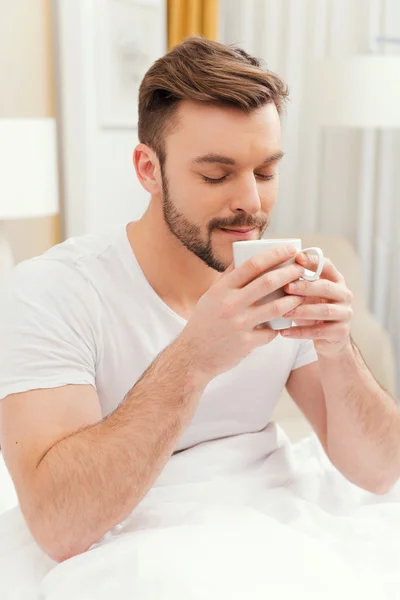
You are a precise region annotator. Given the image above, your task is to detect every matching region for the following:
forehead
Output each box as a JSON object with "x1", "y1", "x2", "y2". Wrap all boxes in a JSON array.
[{"x1": 165, "y1": 100, "x2": 282, "y2": 163}]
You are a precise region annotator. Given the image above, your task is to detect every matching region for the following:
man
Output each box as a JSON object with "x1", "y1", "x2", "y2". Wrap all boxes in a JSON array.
[{"x1": 0, "y1": 37, "x2": 398, "y2": 564}]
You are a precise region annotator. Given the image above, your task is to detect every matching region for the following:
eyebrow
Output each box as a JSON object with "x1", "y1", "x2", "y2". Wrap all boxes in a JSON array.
[{"x1": 191, "y1": 151, "x2": 285, "y2": 166}]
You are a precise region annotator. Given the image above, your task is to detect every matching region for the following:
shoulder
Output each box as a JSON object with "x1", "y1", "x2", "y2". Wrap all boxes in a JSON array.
[
  {"x1": 5, "y1": 225, "x2": 126, "y2": 303},
  {"x1": 1, "y1": 257, "x2": 101, "y2": 341},
  {"x1": 7, "y1": 257, "x2": 93, "y2": 305}
]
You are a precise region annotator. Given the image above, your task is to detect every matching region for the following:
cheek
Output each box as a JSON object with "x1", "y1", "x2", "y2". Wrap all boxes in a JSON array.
[
  {"x1": 260, "y1": 177, "x2": 279, "y2": 210},
  {"x1": 186, "y1": 179, "x2": 227, "y2": 218},
  {"x1": 167, "y1": 175, "x2": 220, "y2": 223}
]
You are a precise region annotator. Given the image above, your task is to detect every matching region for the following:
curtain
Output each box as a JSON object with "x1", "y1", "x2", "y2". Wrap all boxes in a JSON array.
[
  {"x1": 167, "y1": 0, "x2": 218, "y2": 48},
  {"x1": 219, "y1": 0, "x2": 400, "y2": 390}
]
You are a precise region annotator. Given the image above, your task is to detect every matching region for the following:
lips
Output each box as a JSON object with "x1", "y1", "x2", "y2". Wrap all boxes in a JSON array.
[
  {"x1": 220, "y1": 227, "x2": 255, "y2": 233},
  {"x1": 217, "y1": 227, "x2": 258, "y2": 240}
]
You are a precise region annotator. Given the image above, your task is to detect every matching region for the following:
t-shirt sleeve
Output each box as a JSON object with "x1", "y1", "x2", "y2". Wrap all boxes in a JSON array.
[
  {"x1": 0, "y1": 258, "x2": 101, "y2": 401},
  {"x1": 292, "y1": 339, "x2": 318, "y2": 371}
]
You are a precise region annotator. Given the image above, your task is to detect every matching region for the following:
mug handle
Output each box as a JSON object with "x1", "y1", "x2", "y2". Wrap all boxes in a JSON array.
[{"x1": 300, "y1": 247, "x2": 324, "y2": 281}]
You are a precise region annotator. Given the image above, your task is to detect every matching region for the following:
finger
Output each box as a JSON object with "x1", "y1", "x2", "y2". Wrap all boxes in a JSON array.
[
  {"x1": 283, "y1": 279, "x2": 352, "y2": 303},
  {"x1": 279, "y1": 322, "x2": 350, "y2": 341},
  {"x1": 252, "y1": 327, "x2": 279, "y2": 347},
  {"x1": 227, "y1": 244, "x2": 298, "y2": 288},
  {"x1": 243, "y1": 263, "x2": 305, "y2": 306},
  {"x1": 248, "y1": 294, "x2": 305, "y2": 327},
  {"x1": 296, "y1": 254, "x2": 343, "y2": 283},
  {"x1": 283, "y1": 303, "x2": 353, "y2": 322}
]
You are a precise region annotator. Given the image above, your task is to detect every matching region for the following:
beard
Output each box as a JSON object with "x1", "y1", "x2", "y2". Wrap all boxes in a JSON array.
[{"x1": 160, "y1": 164, "x2": 270, "y2": 272}]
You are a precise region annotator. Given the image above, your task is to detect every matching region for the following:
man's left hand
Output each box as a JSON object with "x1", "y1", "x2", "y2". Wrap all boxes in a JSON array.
[{"x1": 279, "y1": 252, "x2": 353, "y2": 357}]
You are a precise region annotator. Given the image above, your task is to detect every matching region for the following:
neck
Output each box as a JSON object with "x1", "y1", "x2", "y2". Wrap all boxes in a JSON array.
[{"x1": 127, "y1": 198, "x2": 222, "y2": 318}]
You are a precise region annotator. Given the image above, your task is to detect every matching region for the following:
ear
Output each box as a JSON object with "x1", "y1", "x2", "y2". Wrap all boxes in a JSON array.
[{"x1": 133, "y1": 144, "x2": 162, "y2": 194}]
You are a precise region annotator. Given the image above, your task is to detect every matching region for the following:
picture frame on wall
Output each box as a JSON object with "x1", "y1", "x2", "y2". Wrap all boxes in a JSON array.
[{"x1": 95, "y1": 0, "x2": 166, "y2": 129}]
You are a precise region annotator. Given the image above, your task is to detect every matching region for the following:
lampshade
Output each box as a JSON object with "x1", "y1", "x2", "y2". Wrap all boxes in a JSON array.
[
  {"x1": 0, "y1": 119, "x2": 59, "y2": 219},
  {"x1": 308, "y1": 56, "x2": 400, "y2": 127}
]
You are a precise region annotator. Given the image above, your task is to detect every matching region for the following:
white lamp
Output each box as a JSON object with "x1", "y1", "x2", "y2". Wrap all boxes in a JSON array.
[
  {"x1": 308, "y1": 56, "x2": 400, "y2": 128},
  {"x1": 0, "y1": 119, "x2": 59, "y2": 277}
]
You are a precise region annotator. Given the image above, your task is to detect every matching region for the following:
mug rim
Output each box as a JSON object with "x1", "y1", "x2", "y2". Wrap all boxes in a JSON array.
[{"x1": 232, "y1": 238, "x2": 301, "y2": 246}]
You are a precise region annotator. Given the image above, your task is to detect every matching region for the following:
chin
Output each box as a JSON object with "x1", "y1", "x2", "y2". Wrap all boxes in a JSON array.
[{"x1": 217, "y1": 249, "x2": 234, "y2": 271}]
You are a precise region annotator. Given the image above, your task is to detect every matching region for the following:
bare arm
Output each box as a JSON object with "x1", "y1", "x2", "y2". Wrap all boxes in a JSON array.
[
  {"x1": 317, "y1": 340, "x2": 400, "y2": 493},
  {"x1": 281, "y1": 252, "x2": 400, "y2": 494},
  {"x1": 1, "y1": 244, "x2": 304, "y2": 563},
  {"x1": 287, "y1": 346, "x2": 400, "y2": 494},
  {"x1": 1, "y1": 337, "x2": 209, "y2": 563}
]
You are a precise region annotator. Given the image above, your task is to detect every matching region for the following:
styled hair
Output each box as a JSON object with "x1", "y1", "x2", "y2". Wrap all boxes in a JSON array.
[{"x1": 138, "y1": 36, "x2": 289, "y2": 161}]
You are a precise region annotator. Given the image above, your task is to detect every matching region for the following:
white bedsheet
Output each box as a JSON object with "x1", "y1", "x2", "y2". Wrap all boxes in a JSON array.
[
  {"x1": 0, "y1": 422, "x2": 399, "y2": 600},
  {"x1": 0, "y1": 453, "x2": 17, "y2": 515}
]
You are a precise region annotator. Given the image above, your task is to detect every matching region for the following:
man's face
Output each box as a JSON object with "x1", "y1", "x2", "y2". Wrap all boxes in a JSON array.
[{"x1": 160, "y1": 100, "x2": 283, "y2": 272}]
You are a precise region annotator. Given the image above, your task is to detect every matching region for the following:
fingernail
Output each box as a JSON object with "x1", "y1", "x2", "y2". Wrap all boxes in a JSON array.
[
  {"x1": 280, "y1": 329, "x2": 291, "y2": 336},
  {"x1": 299, "y1": 252, "x2": 307, "y2": 261},
  {"x1": 285, "y1": 309, "x2": 295, "y2": 316},
  {"x1": 288, "y1": 282, "x2": 297, "y2": 291}
]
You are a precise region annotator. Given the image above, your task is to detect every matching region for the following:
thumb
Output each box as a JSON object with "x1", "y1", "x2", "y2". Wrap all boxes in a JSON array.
[
  {"x1": 220, "y1": 262, "x2": 235, "y2": 278},
  {"x1": 214, "y1": 262, "x2": 235, "y2": 286}
]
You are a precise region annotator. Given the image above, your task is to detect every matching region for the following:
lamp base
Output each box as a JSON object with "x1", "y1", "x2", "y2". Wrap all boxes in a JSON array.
[{"x1": 0, "y1": 224, "x2": 15, "y2": 281}]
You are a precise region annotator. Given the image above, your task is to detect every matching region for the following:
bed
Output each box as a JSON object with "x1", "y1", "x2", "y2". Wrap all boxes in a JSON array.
[
  {"x1": 0, "y1": 452, "x2": 17, "y2": 515},
  {"x1": 0, "y1": 423, "x2": 399, "y2": 600},
  {"x1": 0, "y1": 235, "x2": 398, "y2": 598}
]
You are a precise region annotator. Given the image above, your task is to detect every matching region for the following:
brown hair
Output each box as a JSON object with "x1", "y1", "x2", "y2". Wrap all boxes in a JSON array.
[{"x1": 138, "y1": 36, "x2": 289, "y2": 162}]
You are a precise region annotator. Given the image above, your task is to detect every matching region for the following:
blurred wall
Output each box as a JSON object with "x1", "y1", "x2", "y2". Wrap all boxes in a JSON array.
[
  {"x1": 54, "y1": 1, "x2": 166, "y2": 238},
  {"x1": 0, "y1": 0, "x2": 60, "y2": 263}
]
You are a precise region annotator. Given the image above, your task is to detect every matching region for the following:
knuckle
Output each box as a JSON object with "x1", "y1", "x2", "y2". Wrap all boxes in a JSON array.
[
  {"x1": 294, "y1": 266, "x2": 305, "y2": 280},
  {"x1": 347, "y1": 307, "x2": 354, "y2": 321},
  {"x1": 315, "y1": 325, "x2": 324, "y2": 339},
  {"x1": 260, "y1": 273, "x2": 273, "y2": 292},
  {"x1": 248, "y1": 256, "x2": 263, "y2": 273},
  {"x1": 346, "y1": 289, "x2": 354, "y2": 303},
  {"x1": 272, "y1": 246, "x2": 286, "y2": 261},
  {"x1": 292, "y1": 296, "x2": 304, "y2": 309},
  {"x1": 324, "y1": 280, "x2": 333, "y2": 295},
  {"x1": 292, "y1": 263, "x2": 304, "y2": 275},
  {"x1": 282, "y1": 265, "x2": 301, "y2": 285},
  {"x1": 324, "y1": 304, "x2": 334, "y2": 318},
  {"x1": 269, "y1": 299, "x2": 281, "y2": 318}
]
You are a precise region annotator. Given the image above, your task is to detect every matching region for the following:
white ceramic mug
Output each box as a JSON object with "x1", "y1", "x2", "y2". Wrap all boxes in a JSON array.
[{"x1": 232, "y1": 239, "x2": 324, "y2": 330}]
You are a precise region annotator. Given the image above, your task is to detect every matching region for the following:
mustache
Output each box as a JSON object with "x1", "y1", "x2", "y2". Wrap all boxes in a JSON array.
[{"x1": 209, "y1": 214, "x2": 269, "y2": 231}]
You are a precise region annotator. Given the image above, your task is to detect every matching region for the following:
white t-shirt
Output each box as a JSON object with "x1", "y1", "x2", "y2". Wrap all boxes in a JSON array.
[{"x1": 0, "y1": 225, "x2": 317, "y2": 451}]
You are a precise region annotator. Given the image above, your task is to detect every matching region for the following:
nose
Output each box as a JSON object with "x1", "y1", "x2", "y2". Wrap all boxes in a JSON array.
[{"x1": 229, "y1": 176, "x2": 261, "y2": 215}]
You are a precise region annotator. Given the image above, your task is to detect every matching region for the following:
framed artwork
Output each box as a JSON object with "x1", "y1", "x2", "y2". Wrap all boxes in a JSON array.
[{"x1": 95, "y1": 0, "x2": 166, "y2": 129}]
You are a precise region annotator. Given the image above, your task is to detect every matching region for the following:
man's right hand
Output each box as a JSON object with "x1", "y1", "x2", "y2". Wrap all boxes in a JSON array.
[{"x1": 179, "y1": 245, "x2": 305, "y2": 380}]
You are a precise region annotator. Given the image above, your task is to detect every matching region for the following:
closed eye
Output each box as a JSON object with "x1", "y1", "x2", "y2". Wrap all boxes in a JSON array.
[
  {"x1": 202, "y1": 173, "x2": 275, "y2": 185},
  {"x1": 255, "y1": 173, "x2": 275, "y2": 181},
  {"x1": 202, "y1": 175, "x2": 229, "y2": 184}
]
